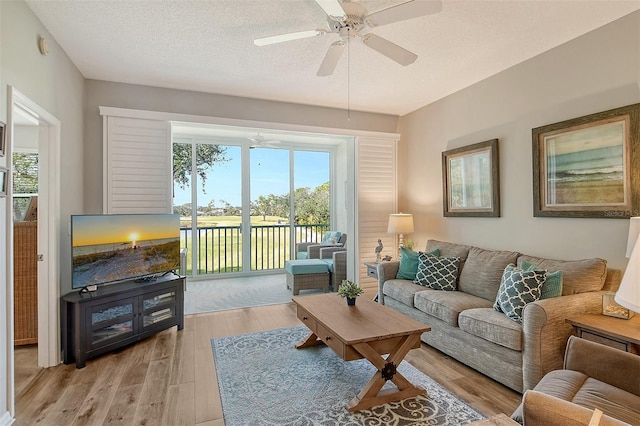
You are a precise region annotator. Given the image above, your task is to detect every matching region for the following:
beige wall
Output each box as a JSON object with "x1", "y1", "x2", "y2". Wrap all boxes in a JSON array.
[
  {"x1": 83, "y1": 80, "x2": 398, "y2": 213},
  {"x1": 397, "y1": 11, "x2": 640, "y2": 271}
]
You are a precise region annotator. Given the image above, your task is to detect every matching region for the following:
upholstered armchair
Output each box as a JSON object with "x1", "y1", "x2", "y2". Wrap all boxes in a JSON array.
[{"x1": 296, "y1": 232, "x2": 347, "y2": 259}]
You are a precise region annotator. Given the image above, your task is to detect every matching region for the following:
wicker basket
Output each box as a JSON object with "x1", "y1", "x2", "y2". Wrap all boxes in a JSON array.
[{"x1": 14, "y1": 221, "x2": 38, "y2": 345}]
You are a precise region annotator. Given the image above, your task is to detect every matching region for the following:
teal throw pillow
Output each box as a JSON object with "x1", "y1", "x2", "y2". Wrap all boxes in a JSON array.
[
  {"x1": 321, "y1": 231, "x2": 341, "y2": 245},
  {"x1": 494, "y1": 264, "x2": 547, "y2": 324},
  {"x1": 413, "y1": 252, "x2": 460, "y2": 291},
  {"x1": 520, "y1": 260, "x2": 563, "y2": 299},
  {"x1": 396, "y1": 247, "x2": 439, "y2": 280}
]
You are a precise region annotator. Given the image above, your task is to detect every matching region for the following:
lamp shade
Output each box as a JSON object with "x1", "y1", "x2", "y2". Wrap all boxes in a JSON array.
[
  {"x1": 387, "y1": 213, "x2": 414, "y2": 234},
  {"x1": 626, "y1": 217, "x2": 640, "y2": 257},
  {"x1": 615, "y1": 217, "x2": 640, "y2": 313}
]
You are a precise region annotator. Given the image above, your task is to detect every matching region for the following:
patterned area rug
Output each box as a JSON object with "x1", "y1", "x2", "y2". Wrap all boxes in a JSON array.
[{"x1": 211, "y1": 326, "x2": 485, "y2": 425}]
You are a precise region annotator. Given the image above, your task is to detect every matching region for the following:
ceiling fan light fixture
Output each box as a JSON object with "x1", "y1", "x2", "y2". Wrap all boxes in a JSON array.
[{"x1": 254, "y1": 29, "x2": 324, "y2": 46}]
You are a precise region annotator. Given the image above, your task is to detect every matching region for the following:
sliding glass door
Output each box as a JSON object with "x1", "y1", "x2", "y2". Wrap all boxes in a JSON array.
[{"x1": 174, "y1": 138, "x2": 332, "y2": 277}]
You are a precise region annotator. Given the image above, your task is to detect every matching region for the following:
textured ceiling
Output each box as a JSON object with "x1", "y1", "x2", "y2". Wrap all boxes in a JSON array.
[{"x1": 25, "y1": 0, "x2": 640, "y2": 116}]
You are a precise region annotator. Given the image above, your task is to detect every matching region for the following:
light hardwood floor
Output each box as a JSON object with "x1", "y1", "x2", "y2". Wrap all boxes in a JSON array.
[{"x1": 14, "y1": 302, "x2": 522, "y2": 425}]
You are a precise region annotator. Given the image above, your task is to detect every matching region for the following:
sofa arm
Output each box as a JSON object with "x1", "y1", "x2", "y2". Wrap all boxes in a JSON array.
[
  {"x1": 517, "y1": 390, "x2": 629, "y2": 426},
  {"x1": 564, "y1": 335, "x2": 640, "y2": 396},
  {"x1": 522, "y1": 291, "x2": 604, "y2": 391},
  {"x1": 375, "y1": 261, "x2": 400, "y2": 304}
]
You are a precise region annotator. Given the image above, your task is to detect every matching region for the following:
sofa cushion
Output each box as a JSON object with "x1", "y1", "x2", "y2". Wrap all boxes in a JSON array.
[
  {"x1": 517, "y1": 255, "x2": 607, "y2": 295},
  {"x1": 425, "y1": 240, "x2": 472, "y2": 265},
  {"x1": 413, "y1": 253, "x2": 460, "y2": 290},
  {"x1": 494, "y1": 264, "x2": 546, "y2": 324},
  {"x1": 516, "y1": 390, "x2": 631, "y2": 426},
  {"x1": 414, "y1": 289, "x2": 493, "y2": 327},
  {"x1": 321, "y1": 259, "x2": 334, "y2": 272},
  {"x1": 382, "y1": 279, "x2": 425, "y2": 307},
  {"x1": 396, "y1": 247, "x2": 440, "y2": 280},
  {"x1": 285, "y1": 259, "x2": 330, "y2": 275},
  {"x1": 459, "y1": 308, "x2": 523, "y2": 351},
  {"x1": 458, "y1": 247, "x2": 520, "y2": 301},
  {"x1": 521, "y1": 259, "x2": 563, "y2": 299},
  {"x1": 526, "y1": 370, "x2": 640, "y2": 425}
]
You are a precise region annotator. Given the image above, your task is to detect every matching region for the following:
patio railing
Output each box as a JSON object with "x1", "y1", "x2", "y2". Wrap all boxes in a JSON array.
[{"x1": 180, "y1": 223, "x2": 329, "y2": 275}]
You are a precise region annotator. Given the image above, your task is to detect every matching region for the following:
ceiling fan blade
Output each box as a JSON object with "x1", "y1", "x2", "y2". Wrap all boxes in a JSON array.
[
  {"x1": 317, "y1": 41, "x2": 345, "y2": 76},
  {"x1": 314, "y1": 0, "x2": 346, "y2": 20},
  {"x1": 362, "y1": 34, "x2": 417, "y2": 66},
  {"x1": 254, "y1": 29, "x2": 323, "y2": 46},
  {"x1": 366, "y1": 0, "x2": 442, "y2": 27}
]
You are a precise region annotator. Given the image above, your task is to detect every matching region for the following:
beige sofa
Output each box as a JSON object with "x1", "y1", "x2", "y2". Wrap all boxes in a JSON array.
[
  {"x1": 512, "y1": 336, "x2": 640, "y2": 425},
  {"x1": 377, "y1": 240, "x2": 621, "y2": 393}
]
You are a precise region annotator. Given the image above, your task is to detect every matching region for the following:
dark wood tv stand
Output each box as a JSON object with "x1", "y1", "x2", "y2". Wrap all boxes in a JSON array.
[{"x1": 62, "y1": 274, "x2": 185, "y2": 368}]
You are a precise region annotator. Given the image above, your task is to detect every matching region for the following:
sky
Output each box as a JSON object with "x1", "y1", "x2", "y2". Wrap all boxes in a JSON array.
[{"x1": 173, "y1": 147, "x2": 330, "y2": 208}]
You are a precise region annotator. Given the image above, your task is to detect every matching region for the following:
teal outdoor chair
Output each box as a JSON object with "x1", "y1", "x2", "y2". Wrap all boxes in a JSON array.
[{"x1": 296, "y1": 232, "x2": 347, "y2": 259}]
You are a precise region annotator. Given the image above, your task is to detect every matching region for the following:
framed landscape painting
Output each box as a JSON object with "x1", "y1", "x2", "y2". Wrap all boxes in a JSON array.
[
  {"x1": 532, "y1": 103, "x2": 639, "y2": 218},
  {"x1": 442, "y1": 139, "x2": 500, "y2": 217}
]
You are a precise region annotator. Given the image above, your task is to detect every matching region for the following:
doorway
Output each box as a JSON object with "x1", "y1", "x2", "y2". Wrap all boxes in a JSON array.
[
  {"x1": 6, "y1": 87, "x2": 61, "y2": 418},
  {"x1": 11, "y1": 105, "x2": 40, "y2": 397}
]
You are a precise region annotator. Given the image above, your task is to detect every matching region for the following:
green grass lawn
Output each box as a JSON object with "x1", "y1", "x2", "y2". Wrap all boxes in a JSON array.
[{"x1": 180, "y1": 216, "x2": 327, "y2": 275}]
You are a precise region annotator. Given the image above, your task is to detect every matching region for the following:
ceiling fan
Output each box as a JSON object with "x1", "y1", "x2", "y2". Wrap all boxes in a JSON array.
[
  {"x1": 254, "y1": 0, "x2": 442, "y2": 76},
  {"x1": 248, "y1": 133, "x2": 282, "y2": 148}
]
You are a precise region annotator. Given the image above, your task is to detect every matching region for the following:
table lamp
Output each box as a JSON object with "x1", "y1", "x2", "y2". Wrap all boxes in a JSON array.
[
  {"x1": 615, "y1": 217, "x2": 640, "y2": 314},
  {"x1": 387, "y1": 213, "x2": 414, "y2": 258}
]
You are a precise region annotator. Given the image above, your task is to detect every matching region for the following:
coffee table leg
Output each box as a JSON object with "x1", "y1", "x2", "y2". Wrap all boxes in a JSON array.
[
  {"x1": 295, "y1": 331, "x2": 324, "y2": 349},
  {"x1": 347, "y1": 334, "x2": 425, "y2": 412}
]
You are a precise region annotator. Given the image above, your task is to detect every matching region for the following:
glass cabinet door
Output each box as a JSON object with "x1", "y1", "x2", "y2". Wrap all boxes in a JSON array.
[
  {"x1": 90, "y1": 300, "x2": 135, "y2": 346},
  {"x1": 142, "y1": 290, "x2": 177, "y2": 327}
]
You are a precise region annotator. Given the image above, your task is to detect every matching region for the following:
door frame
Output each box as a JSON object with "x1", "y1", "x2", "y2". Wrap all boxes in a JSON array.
[{"x1": 6, "y1": 87, "x2": 61, "y2": 415}]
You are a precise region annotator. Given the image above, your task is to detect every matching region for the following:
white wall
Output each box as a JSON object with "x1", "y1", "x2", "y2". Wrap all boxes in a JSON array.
[
  {"x1": 1, "y1": 0, "x2": 85, "y2": 294},
  {"x1": 1, "y1": 0, "x2": 85, "y2": 420},
  {"x1": 397, "y1": 11, "x2": 640, "y2": 272}
]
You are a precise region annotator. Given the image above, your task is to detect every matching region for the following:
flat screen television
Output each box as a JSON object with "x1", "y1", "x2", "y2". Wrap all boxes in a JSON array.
[{"x1": 71, "y1": 213, "x2": 181, "y2": 289}]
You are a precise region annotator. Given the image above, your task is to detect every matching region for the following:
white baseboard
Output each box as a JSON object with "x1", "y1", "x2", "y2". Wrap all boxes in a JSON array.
[{"x1": 0, "y1": 411, "x2": 14, "y2": 425}]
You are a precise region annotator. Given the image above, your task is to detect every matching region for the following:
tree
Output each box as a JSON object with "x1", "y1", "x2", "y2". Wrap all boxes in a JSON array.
[
  {"x1": 13, "y1": 153, "x2": 39, "y2": 194},
  {"x1": 173, "y1": 203, "x2": 192, "y2": 217},
  {"x1": 294, "y1": 182, "x2": 329, "y2": 224},
  {"x1": 220, "y1": 200, "x2": 241, "y2": 216},
  {"x1": 12, "y1": 153, "x2": 39, "y2": 220},
  {"x1": 252, "y1": 194, "x2": 279, "y2": 221},
  {"x1": 173, "y1": 143, "x2": 229, "y2": 192}
]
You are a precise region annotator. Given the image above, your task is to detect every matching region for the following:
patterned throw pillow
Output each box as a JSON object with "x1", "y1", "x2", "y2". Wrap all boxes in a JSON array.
[
  {"x1": 494, "y1": 264, "x2": 547, "y2": 324},
  {"x1": 321, "y1": 231, "x2": 341, "y2": 245},
  {"x1": 413, "y1": 252, "x2": 460, "y2": 291},
  {"x1": 396, "y1": 247, "x2": 440, "y2": 280},
  {"x1": 520, "y1": 260, "x2": 563, "y2": 299}
]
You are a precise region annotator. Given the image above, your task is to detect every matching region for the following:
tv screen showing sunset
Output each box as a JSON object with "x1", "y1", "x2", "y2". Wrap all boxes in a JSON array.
[{"x1": 72, "y1": 214, "x2": 181, "y2": 288}]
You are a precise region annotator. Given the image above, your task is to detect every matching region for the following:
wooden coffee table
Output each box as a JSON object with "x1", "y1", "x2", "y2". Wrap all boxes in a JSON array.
[{"x1": 292, "y1": 293, "x2": 431, "y2": 412}]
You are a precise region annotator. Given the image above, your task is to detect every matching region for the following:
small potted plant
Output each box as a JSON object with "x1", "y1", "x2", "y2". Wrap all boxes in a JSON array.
[{"x1": 338, "y1": 279, "x2": 364, "y2": 306}]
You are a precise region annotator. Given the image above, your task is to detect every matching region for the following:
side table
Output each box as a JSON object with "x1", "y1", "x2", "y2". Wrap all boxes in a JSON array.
[
  {"x1": 566, "y1": 314, "x2": 640, "y2": 355},
  {"x1": 364, "y1": 262, "x2": 379, "y2": 280}
]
